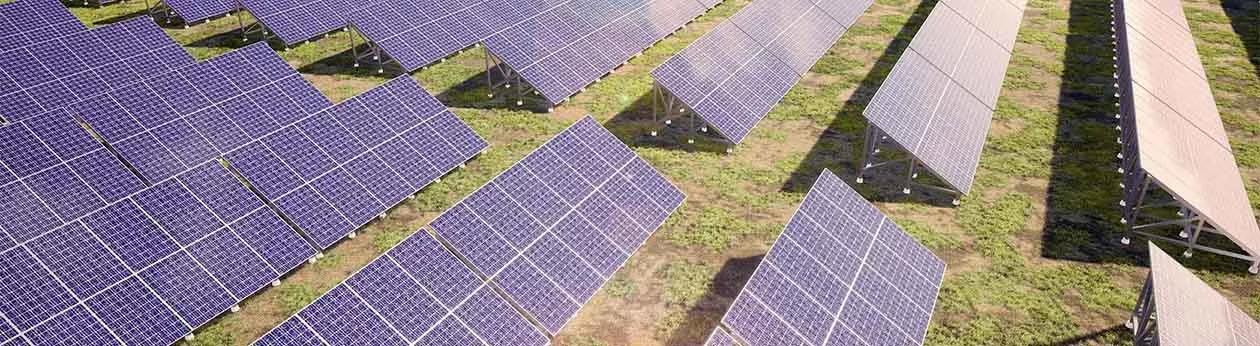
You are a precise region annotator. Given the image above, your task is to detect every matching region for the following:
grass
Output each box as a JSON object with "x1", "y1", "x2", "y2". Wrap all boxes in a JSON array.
[{"x1": 56, "y1": 0, "x2": 1260, "y2": 345}]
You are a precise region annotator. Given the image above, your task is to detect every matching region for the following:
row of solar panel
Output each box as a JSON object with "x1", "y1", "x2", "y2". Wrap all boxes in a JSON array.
[
  {"x1": 0, "y1": 160, "x2": 315, "y2": 346},
  {"x1": 860, "y1": 0, "x2": 1026, "y2": 195},
  {"x1": 1114, "y1": 0, "x2": 1260, "y2": 260},
  {"x1": 228, "y1": 77, "x2": 488, "y2": 249},
  {"x1": 651, "y1": 0, "x2": 874, "y2": 144},
  {"x1": 0, "y1": 0, "x2": 84, "y2": 52},
  {"x1": 706, "y1": 170, "x2": 945, "y2": 346},
  {"x1": 0, "y1": 16, "x2": 191, "y2": 123},
  {"x1": 0, "y1": 43, "x2": 296, "y2": 247},
  {"x1": 487, "y1": 0, "x2": 713, "y2": 105},
  {"x1": 259, "y1": 116, "x2": 686, "y2": 344}
]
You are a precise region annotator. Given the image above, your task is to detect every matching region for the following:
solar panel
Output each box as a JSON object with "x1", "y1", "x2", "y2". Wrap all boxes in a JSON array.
[
  {"x1": 346, "y1": 0, "x2": 501, "y2": 71},
  {"x1": 257, "y1": 232, "x2": 548, "y2": 345},
  {"x1": 0, "y1": 109, "x2": 145, "y2": 245},
  {"x1": 651, "y1": 0, "x2": 873, "y2": 145},
  {"x1": 155, "y1": 0, "x2": 236, "y2": 25},
  {"x1": 226, "y1": 76, "x2": 486, "y2": 250},
  {"x1": 705, "y1": 327, "x2": 738, "y2": 346},
  {"x1": 429, "y1": 115, "x2": 683, "y2": 334},
  {"x1": 859, "y1": 0, "x2": 1025, "y2": 195},
  {"x1": 0, "y1": 0, "x2": 86, "y2": 52},
  {"x1": 1141, "y1": 243, "x2": 1260, "y2": 345},
  {"x1": 0, "y1": 160, "x2": 316, "y2": 346},
  {"x1": 482, "y1": 0, "x2": 711, "y2": 105},
  {"x1": 1115, "y1": 0, "x2": 1260, "y2": 269},
  {"x1": 712, "y1": 169, "x2": 944, "y2": 346},
  {"x1": 0, "y1": 16, "x2": 193, "y2": 123},
  {"x1": 239, "y1": 0, "x2": 368, "y2": 46},
  {"x1": 63, "y1": 43, "x2": 325, "y2": 184}
]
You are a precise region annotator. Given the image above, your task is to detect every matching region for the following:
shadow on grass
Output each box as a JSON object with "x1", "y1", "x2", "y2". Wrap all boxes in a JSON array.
[
  {"x1": 780, "y1": 0, "x2": 942, "y2": 206},
  {"x1": 1039, "y1": 0, "x2": 1138, "y2": 264},
  {"x1": 1029, "y1": 324, "x2": 1129, "y2": 346},
  {"x1": 600, "y1": 89, "x2": 734, "y2": 154},
  {"x1": 1222, "y1": 0, "x2": 1260, "y2": 77},
  {"x1": 662, "y1": 255, "x2": 762, "y2": 346},
  {"x1": 87, "y1": 8, "x2": 149, "y2": 26}
]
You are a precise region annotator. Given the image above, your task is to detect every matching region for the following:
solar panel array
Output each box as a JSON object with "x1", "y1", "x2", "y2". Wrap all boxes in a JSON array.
[
  {"x1": 709, "y1": 169, "x2": 944, "y2": 346},
  {"x1": 1, "y1": 16, "x2": 194, "y2": 123},
  {"x1": 227, "y1": 76, "x2": 487, "y2": 249},
  {"x1": 0, "y1": 160, "x2": 317, "y2": 346},
  {"x1": 241, "y1": 0, "x2": 367, "y2": 46},
  {"x1": 348, "y1": 0, "x2": 504, "y2": 71},
  {"x1": 483, "y1": 0, "x2": 715, "y2": 105},
  {"x1": 259, "y1": 115, "x2": 684, "y2": 344},
  {"x1": 432, "y1": 115, "x2": 684, "y2": 333},
  {"x1": 650, "y1": 0, "x2": 872, "y2": 145},
  {"x1": 861, "y1": 0, "x2": 1026, "y2": 194},
  {"x1": 0, "y1": 0, "x2": 85, "y2": 52},
  {"x1": 159, "y1": 0, "x2": 235, "y2": 25},
  {"x1": 1146, "y1": 243, "x2": 1260, "y2": 345},
  {"x1": 1115, "y1": 0, "x2": 1260, "y2": 257},
  {"x1": 67, "y1": 42, "x2": 329, "y2": 184}
]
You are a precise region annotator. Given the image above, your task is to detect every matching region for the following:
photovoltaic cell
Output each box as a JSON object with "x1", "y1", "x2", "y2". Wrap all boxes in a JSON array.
[
  {"x1": 485, "y1": 0, "x2": 713, "y2": 105},
  {"x1": 240, "y1": 0, "x2": 369, "y2": 46},
  {"x1": 186, "y1": 228, "x2": 278, "y2": 298},
  {"x1": 228, "y1": 76, "x2": 485, "y2": 251},
  {"x1": 257, "y1": 234, "x2": 546, "y2": 346},
  {"x1": 22, "y1": 306, "x2": 118, "y2": 346},
  {"x1": 25, "y1": 223, "x2": 130, "y2": 298},
  {"x1": 713, "y1": 169, "x2": 944, "y2": 346},
  {"x1": 1147, "y1": 243, "x2": 1260, "y2": 346},
  {"x1": 431, "y1": 115, "x2": 684, "y2": 335},
  {"x1": 0, "y1": 247, "x2": 77, "y2": 330},
  {"x1": 0, "y1": 0, "x2": 85, "y2": 51},
  {"x1": 347, "y1": 0, "x2": 498, "y2": 71},
  {"x1": 139, "y1": 251, "x2": 236, "y2": 328},
  {"x1": 71, "y1": 43, "x2": 329, "y2": 183},
  {"x1": 160, "y1": 0, "x2": 236, "y2": 25},
  {"x1": 860, "y1": 0, "x2": 1025, "y2": 194},
  {"x1": 85, "y1": 277, "x2": 189, "y2": 346},
  {"x1": 652, "y1": 0, "x2": 872, "y2": 144},
  {"x1": 0, "y1": 17, "x2": 192, "y2": 123}
]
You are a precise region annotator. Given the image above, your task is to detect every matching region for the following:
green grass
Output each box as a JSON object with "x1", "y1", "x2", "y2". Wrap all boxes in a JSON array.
[{"x1": 60, "y1": 0, "x2": 1260, "y2": 345}]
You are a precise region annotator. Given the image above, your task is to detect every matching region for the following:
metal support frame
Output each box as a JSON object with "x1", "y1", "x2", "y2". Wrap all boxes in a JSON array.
[
  {"x1": 856, "y1": 124, "x2": 962, "y2": 205},
  {"x1": 1120, "y1": 170, "x2": 1260, "y2": 274},
  {"x1": 649, "y1": 82, "x2": 734, "y2": 153},
  {"x1": 483, "y1": 47, "x2": 542, "y2": 110},
  {"x1": 350, "y1": 30, "x2": 390, "y2": 74},
  {"x1": 1127, "y1": 275, "x2": 1158, "y2": 345}
]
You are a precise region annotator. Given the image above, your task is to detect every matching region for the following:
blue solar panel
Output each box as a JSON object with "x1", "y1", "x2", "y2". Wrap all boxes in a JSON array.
[
  {"x1": 228, "y1": 207, "x2": 316, "y2": 273},
  {"x1": 714, "y1": 169, "x2": 945, "y2": 346},
  {"x1": 345, "y1": 259, "x2": 445, "y2": 342},
  {"x1": 0, "y1": 182, "x2": 60, "y2": 243},
  {"x1": 0, "y1": 0, "x2": 86, "y2": 50},
  {"x1": 386, "y1": 234, "x2": 481, "y2": 309},
  {"x1": 83, "y1": 200, "x2": 180, "y2": 270},
  {"x1": 22, "y1": 305, "x2": 117, "y2": 346},
  {"x1": 178, "y1": 162, "x2": 264, "y2": 222},
  {"x1": 275, "y1": 186, "x2": 354, "y2": 249},
  {"x1": 160, "y1": 0, "x2": 236, "y2": 24},
  {"x1": 483, "y1": 0, "x2": 711, "y2": 105},
  {"x1": 429, "y1": 116, "x2": 683, "y2": 335},
  {"x1": 67, "y1": 150, "x2": 145, "y2": 203},
  {"x1": 139, "y1": 251, "x2": 236, "y2": 327},
  {"x1": 0, "y1": 17, "x2": 191, "y2": 123},
  {"x1": 0, "y1": 247, "x2": 77, "y2": 330},
  {"x1": 348, "y1": 0, "x2": 495, "y2": 71},
  {"x1": 70, "y1": 43, "x2": 328, "y2": 183},
  {"x1": 652, "y1": 0, "x2": 871, "y2": 145},
  {"x1": 313, "y1": 168, "x2": 383, "y2": 227},
  {"x1": 86, "y1": 277, "x2": 189, "y2": 346},
  {"x1": 418, "y1": 317, "x2": 481, "y2": 345},
  {"x1": 255, "y1": 318, "x2": 322, "y2": 346},
  {"x1": 456, "y1": 286, "x2": 549, "y2": 345},
  {"x1": 25, "y1": 223, "x2": 130, "y2": 298},
  {"x1": 228, "y1": 76, "x2": 483, "y2": 250},
  {"x1": 705, "y1": 328, "x2": 737, "y2": 346},
  {"x1": 134, "y1": 179, "x2": 223, "y2": 246},
  {"x1": 187, "y1": 227, "x2": 279, "y2": 298},
  {"x1": 25, "y1": 164, "x2": 105, "y2": 221},
  {"x1": 240, "y1": 0, "x2": 366, "y2": 45},
  {"x1": 298, "y1": 286, "x2": 407, "y2": 345}
]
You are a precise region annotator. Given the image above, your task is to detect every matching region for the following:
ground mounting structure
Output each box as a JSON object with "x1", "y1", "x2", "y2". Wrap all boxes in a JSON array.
[
  {"x1": 1, "y1": 31, "x2": 488, "y2": 344},
  {"x1": 256, "y1": 116, "x2": 685, "y2": 344},
  {"x1": 858, "y1": 0, "x2": 1027, "y2": 203},
  {"x1": 1128, "y1": 243, "x2": 1260, "y2": 345},
  {"x1": 1113, "y1": 0, "x2": 1260, "y2": 272},
  {"x1": 704, "y1": 169, "x2": 945, "y2": 346},
  {"x1": 650, "y1": 0, "x2": 873, "y2": 149}
]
